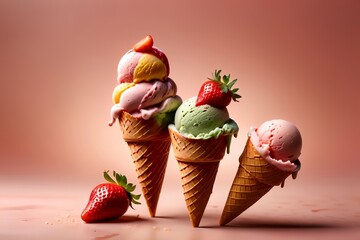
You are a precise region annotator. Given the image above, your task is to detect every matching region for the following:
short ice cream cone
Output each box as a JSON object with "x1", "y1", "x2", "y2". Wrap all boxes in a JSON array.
[
  {"x1": 118, "y1": 111, "x2": 172, "y2": 217},
  {"x1": 169, "y1": 127, "x2": 227, "y2": 227},
  {"x1": 220, "y1": 138, "x2": 299, "y2": 226}
]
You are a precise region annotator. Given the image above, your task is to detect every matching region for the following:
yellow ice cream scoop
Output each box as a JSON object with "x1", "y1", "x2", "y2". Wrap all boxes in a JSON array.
[{"x1": 133, "y1": 54, "x2": 168, "y2": 84}]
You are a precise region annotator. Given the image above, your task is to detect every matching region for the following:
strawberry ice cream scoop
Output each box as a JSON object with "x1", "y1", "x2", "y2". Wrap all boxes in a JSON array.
[
  {"x1": 249, "y1": 119, "x2": 302, "y2": 172},
  {"x1": 108, "y1": 78, "x2": 182, "y2": 126},
  {"x1": 257, "y1": 119, "x2": 302, "y2": 161}
]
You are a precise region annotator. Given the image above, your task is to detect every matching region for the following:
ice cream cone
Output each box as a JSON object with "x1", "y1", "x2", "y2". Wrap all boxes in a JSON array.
[
  {"x1": 168, "y1": 127, "x2": 227, "y2": 227},
  {"x1": 219, "y1": 138, "x2": 298, "y2": 225},
  {"x1": 118, "y1": 111, "x2": 171, "y2": 217}
]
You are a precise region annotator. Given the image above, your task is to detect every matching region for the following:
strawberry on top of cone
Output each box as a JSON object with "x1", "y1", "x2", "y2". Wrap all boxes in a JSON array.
[{"x1": 196, "y1": 69, "x2": 241, "y2": 108}]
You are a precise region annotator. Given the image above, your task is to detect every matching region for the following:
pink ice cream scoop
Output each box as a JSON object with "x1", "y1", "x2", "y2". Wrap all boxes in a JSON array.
[
  {"x1": 108, "y1": 78, "x2": 182, "y2": 126},
  {"x1": 257, "y1": 119, "x2": 302, "y2": 161},
  {"x1": 250, "y1": 119, "x2": 302, "y2": 172}
]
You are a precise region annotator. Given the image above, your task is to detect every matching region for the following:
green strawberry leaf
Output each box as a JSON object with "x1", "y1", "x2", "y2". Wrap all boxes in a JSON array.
[
  {"x1": 104, "y1": 171, "x2": 116, "y2": 184},
  {"x1": 132, "y1": 199, "x2": 141, "y2": 205},
  {"x1": 227, "y1": 79, "x2": 237, "y2": 89},
  {"x1": 233, "y1": 93, "x2": 242, "y2": 100},
  {"x1": 209, "y1": 69, "x2": 242, "y2": 102},
  {"x1": 214, "y1": 69, "x2": 221, "y2": 81},
  {"x1": 223, "y1": 74, "x2": 230, "y2": 84},
  {"x1": 132, "y1": 194, "x2": 141, "y2": 200},
  {"x1": 113, "y1": 171, "x2": 127, "y2": 187},
  {"x1": 104, "y1": 170, "x2": 142, "y2": 207},
  {"x1": 126, "y1": 183, "x2": 136, "y2": 192}
]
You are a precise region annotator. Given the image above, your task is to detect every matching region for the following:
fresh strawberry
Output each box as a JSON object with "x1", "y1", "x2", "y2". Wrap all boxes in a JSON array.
[
  {"x1": 195, "y1": 69, "x2": 241, "y2": 108},
  {"x1": 81, "y1": 171, "x2": 141, "y2": 223},
  {"x1": 133, "y1": 35, "x2": 153, "y2": 52}
]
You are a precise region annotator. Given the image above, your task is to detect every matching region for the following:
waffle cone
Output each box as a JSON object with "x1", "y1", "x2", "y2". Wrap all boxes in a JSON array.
[
  {"x1": 220, "y1": 138, "x2": 295, "y2": 225},
  {"x1": 168, "y1": 127, "x2": 227, "y2": 227},
  {"x1": 118, "y1": 112, "x2": 171, "y2": 217}
]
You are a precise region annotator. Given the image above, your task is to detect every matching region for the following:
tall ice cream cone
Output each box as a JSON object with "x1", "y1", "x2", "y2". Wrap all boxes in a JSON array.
[
  {"x1": 118, "y1": 111, "x2": 171, "y2": 217},
  {"x1": 109, "y1": 35, "x2": 183, "y2": 217},
  {"x1": 219, "y1": 137, "x2": 300, "y2": 225},
  {"x1": 168, "y1": 127, "x2": 227, "y2": 227}
]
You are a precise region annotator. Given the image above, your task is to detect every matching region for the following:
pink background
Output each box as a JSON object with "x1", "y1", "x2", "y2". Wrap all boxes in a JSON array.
[{"x1": 1, "y1": 0, "x2": 359, "y2": 239}]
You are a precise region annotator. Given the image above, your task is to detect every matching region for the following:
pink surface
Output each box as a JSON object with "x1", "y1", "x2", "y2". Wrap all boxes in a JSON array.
[
  {"x1": 1, "y1": 179, "x2": 359, "y2": 240},
  {"x1": 1, "y1": 0, "x2": 360, "y2": 239}
]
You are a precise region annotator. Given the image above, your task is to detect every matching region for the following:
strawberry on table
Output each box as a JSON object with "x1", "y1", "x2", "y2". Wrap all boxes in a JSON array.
[
  {"x1": 81, "y1": 171, "x2": 141, "y2": 223},
  {"x1": 195, "y1": 69, "x2": 241, "y2": 108}
]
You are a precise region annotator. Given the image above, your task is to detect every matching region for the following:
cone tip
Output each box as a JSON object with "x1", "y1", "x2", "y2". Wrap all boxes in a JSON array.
[
  {"x1": 191, "y1": 220, "x2": 200, "y2": 227},
  {"x1": 219, "y1": 217, "x2": 229, "y2": 226},
  {"x1": 189, "y1": 214, "x2": 201, "y2": 227},
  {"x1": 148, "y1": 207, "x2": 157, "y2": 218},
  {"x1": 219, "y1": 211, "x2": 236, "y2": 226}
]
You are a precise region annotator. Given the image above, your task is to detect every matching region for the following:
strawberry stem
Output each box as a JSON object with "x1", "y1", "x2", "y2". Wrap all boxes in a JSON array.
[
  {"x1": 209, "y1": 69, "x2": 242, "y2": 101},
  {"x1": 103, "y1": 170, "x2": 141, "y2": 207}
]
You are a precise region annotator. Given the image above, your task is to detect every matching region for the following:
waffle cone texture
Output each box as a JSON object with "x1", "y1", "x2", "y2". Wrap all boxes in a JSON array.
[
  {"x1": 118, "y1": 112, "x2": 171, "y2": 217},
  {"x1": 168, "y1": 127, "x2": 227, "y2": 227},
  {"x1": 220, "y1": 138, "x2": 298, "y2": 226}
]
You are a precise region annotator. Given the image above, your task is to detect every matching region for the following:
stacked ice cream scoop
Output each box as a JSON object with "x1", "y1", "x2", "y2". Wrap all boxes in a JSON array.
[
  {"x1": 108, "y1": 35, "x2": 182, "y2": 217},
  {"x1": 108, "y1": 35, "x2": 302, "y2": 227}
]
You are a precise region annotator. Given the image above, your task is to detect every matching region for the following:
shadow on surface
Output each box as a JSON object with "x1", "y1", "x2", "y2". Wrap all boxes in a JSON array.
[
  {"x1": 95, "y1": 215, "x2": 149, "y2": 224},
  {"x1": 153, "y1": 214, "x2": 189, "y2": 220},
  {"x1": 195, "y1": 213, "x2": 359, "y2": 229},
  {"x1": 222, "y1": 218, "x2": 351, "y2": 229}
]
